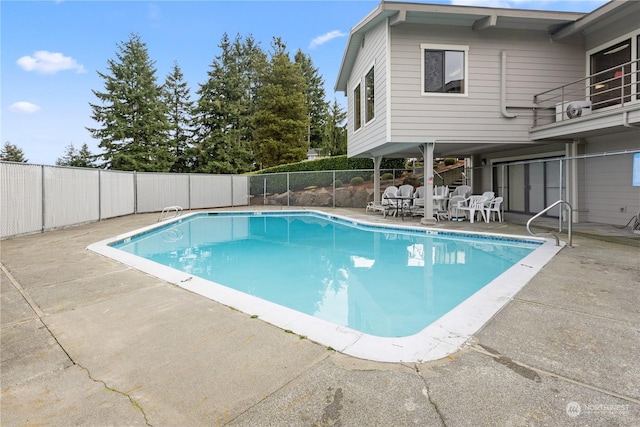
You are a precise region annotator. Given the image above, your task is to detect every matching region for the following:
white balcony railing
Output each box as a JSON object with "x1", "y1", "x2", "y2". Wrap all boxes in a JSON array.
[{"x1": 533, "y1": 58, "x2": 639, "y2": 128}]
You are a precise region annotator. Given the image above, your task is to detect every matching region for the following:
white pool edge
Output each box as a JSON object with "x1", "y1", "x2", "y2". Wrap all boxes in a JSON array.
[{"x1": 87, "y1": 210, "x2": 563, "y2": 363}]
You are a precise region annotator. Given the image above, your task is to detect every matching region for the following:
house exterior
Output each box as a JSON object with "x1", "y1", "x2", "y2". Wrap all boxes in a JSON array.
[{"x1": 335, "y1": 0, "x2": 640, "y2": 226}]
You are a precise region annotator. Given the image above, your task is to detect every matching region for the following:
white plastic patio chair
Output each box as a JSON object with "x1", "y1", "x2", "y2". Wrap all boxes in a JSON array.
[
  {"x1": 457, "y1": 195, "x2": 488, "y2": 223},
  {"x1": 397, "y1": 184, "x2": 414, "y2": 216},
  {"x1": 448, "y1": 195, "x2": 466, "y2": 221},
  {"x1": 381, "y1": 185, "x2": 399, "y2": 217},
  {"x1": 411, "y1": 186, "x2": 425, "y2": 215},
  {"x1": 485, "y1": 196, "x2": 504, "y2": 222},
  {"x1": 450, "y1": 185, "x2": 471, "y2": 199}
]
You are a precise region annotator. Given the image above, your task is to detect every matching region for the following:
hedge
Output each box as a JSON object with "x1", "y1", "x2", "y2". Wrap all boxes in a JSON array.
[{"x1": 248, "y1": 155, "x2": 407, "y2": 194}]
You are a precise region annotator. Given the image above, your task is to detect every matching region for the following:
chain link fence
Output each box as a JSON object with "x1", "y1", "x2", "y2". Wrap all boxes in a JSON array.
[{"x1": 4, "y1": 151, "x2": 637, "y2": 238}]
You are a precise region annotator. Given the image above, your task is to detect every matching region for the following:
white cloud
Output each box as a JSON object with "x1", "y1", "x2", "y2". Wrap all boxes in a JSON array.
[
  {"x1": 309, "y1": 30, "x2": 347, "y2": 49},
  {"x1": 9, "y1": 102, "x2": 41, "y2": 113},
  {"x1": 17, "y1": 50, "x2": 85, "y2": 74}
]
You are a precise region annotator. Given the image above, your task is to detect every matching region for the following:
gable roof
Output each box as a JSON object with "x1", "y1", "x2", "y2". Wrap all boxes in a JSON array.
[{"x1": 335, "y1": 0, "x2": 585, "y2": 93}]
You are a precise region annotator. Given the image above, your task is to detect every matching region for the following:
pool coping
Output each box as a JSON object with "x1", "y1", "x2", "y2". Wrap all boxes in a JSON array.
[{"x1": 87, "y1": 210, "x2": 563, "y2": 363}]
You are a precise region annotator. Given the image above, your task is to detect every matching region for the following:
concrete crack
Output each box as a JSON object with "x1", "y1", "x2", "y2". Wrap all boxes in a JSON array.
[
  {"x1": 414, "y1": 364, "x2": 447, "y2": 427},
  {"x1": 77, "y1": 363, "x2": 153, "y2": 427},
  {"x1": 471, "y1": 344, "x2": 640, "y2": 405},
  {"x1": 2, "y1": 262, "x2": 152, "y2": 426}
]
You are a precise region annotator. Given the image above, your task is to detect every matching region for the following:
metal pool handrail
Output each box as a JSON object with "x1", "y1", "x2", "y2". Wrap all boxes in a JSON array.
[
  {"x1": 527, "y1": 200, "x2": 573, "y2": 247},
  {"x1": 158, "y1": 206, "x2": 183, "y2": 222}
]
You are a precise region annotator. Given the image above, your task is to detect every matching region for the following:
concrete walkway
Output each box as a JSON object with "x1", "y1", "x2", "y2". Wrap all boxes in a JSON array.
[{"x1": 1, "y1": 208, "x2": 638, "y2": 426}]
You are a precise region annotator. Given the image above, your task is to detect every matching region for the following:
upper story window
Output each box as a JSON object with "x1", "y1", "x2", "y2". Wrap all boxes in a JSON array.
[
  {"x1": 354, "y1": 84, "x2": 362, "y2": 131},
  {"x1": 365, "y1": 67, "x2": 375, "y2": 123},
  {"x1": 421, "y1": 44, "x2": 468, "y2": 95},
  {"x1": 590, "y1": 39, "x2": 632, "y2": 109}
]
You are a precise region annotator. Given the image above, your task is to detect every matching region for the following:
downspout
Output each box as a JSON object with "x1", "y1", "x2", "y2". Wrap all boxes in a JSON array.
[
  {"x1": 623, "y1": 111, "x2": 640, "y2": 128},
  {"x1": 500, "y1": 51, "x2": 517, "y2": 119}
]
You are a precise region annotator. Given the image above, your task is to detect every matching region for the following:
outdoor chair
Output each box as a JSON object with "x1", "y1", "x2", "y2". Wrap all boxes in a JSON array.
[
  {"x1": 448, "y1": 195, "x2": 466, "y2": 221},
  {"x1": 457, "y1": 195, "x2": 489, "y2": 223},
  {"x1": 485, "y1": 196, "x2": 504, "y2": 222},
  {"x1": 450, "y1": 185, "x2": 471, "y2": 199}
]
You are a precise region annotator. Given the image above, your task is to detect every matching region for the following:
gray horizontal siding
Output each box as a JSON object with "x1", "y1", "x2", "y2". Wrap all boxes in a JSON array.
[
  {"x1": 581, "y1": 133, "x2": 639, "y2": 225},
  {"x1": 388, "y1": 24, "x2": 585, "y2": 143},
  {"x1": 347, "y1": 20, "x2": 388, "y2": 157}
]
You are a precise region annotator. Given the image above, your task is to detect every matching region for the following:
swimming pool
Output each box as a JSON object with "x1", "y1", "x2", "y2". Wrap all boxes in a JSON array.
[{"x1": 89, "y1": 210, "x2": 563, "y2": 362}]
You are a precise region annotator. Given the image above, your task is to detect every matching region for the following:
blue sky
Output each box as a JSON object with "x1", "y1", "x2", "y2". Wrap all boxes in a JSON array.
[{"x1": 1, "y1": 0, "x2": 608, "y2": 166}]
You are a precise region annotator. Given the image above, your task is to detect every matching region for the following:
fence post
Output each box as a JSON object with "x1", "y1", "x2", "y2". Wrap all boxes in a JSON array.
[
  {"x1": 332, "y1": 170, "x2": 336, "y2": 208},
  {"x1": 287, "y1": 173, "x2": 290, "y2": 206},
  {"x1": 230, "y1": 175, "x2": 234, "y2": 207},
  {"x1": 41, "y1": 165, "x2": 45, "y2": 232},
  {"x1": 559, "y1": 159, "x2": 564, "y2": 232},
  {"x1": 187, "y1": 173, "x2": 192, "y2": 210},
  {"x1": 133, "y1": 171, "x2": 138, "y2": 214},
  {"x1": 98, "y1": 169, "x2": 102, "y2": 221}
]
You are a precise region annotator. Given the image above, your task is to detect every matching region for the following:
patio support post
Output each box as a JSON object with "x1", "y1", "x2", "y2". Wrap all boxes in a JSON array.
[
  {"x1": 420, "y1": 142, "x2": 437, "y2": 225},
  {"x1": 567, "y1": 139, "x2": 580, "y2": 223},
  {"x1": 372, "y1": 156, "x2": 382, "y2": 203}
]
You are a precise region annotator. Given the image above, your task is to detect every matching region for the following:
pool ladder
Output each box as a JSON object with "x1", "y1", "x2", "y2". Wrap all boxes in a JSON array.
[
  {"x1": 526, "y1": 200, "x2": 573, "y2": 247},
  {"x1": 158, "y1": 206, "x2": 183, "y2": 222}
]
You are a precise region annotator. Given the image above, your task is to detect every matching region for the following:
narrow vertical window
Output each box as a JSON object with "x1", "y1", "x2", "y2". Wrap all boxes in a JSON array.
[
  {"x1": 354, "y1": 84, "x2": 362, "y2": 131},
  {"x1": 365, "y1": 67, "x2": 375, "y2": 123}
]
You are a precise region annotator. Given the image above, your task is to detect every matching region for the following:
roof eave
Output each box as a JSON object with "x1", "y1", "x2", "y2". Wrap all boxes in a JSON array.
[
  {"x1": 552, "y1": 0, "x2": 636, "y2": 40},
  {"x1": 334, "y1": 1, "x2": 586, "y2": 93}
]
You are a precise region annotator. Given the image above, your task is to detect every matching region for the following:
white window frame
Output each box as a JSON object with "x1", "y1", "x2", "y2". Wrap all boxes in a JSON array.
[
  {"x1": 353, "y1": 83, "x2": 362, "y2": 132},
  {"x1": 420, "y1": 43, "x2": 469, "y2": 97},
  {"x1": 364, "y1": 65, "x2": 376, "y2": 125}
]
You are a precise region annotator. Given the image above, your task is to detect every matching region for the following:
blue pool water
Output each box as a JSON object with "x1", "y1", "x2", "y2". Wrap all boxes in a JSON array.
[{"x1": 112, "y1": 212, "x2": 540, "y2": 338}]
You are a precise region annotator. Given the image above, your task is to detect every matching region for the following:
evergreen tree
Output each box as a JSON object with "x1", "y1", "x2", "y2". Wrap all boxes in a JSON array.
[
  {"x1": 55, "y1": 143, "x2": 96, "y2": 168},
  {"x1": 191, "y1": 33, "x2": 263, "y2": 173},
  {"x1": 252, "y1": 38, "x2": 309, "y2": 168},
  {"x1": 0, "y1": 142, "x2": 28, "y2": 162},
  {"x1": 294, "y1": 50, "x2": 329, "y2": 151},
  {"x1": 87, "y1": 33, "x2": 171, "y2": 172},
  {"x1": 324, "y1": 99, "x2": 348, "y2": 156},
  {"x1": 161, "y1": 61, "x2": 193, "y2": 173}
]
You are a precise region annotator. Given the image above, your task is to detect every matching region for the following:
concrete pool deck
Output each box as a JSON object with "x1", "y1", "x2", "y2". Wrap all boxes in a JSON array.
[{"x1": 1, "y1": 207, "x2": 639, "y2": 426}]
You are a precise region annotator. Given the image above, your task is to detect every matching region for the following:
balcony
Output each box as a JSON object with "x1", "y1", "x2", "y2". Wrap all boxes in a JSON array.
[{"x1": 530, "y1": 58, "x2": 640, "y2": 141}]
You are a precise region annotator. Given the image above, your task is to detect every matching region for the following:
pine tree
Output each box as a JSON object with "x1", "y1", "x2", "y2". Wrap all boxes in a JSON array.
[
  {"x1": 294, "y1": 50, "x2": 329, "y2": 151},
  {"x1": 161, "y1": 62, "x2": 193, "y2": 173},
  {"x1": 87, "y1": 33, "x2": 171, "y2": 172},
  {"x1": 324, "y1": 99, "x2": 348, "y2": 156},
  {"x1": 56, "y1": 143, "x2": 96, "y2": 168},
  {"x1": 252, "y1": 38, "x2": 309, "y2": 168},
  {"x1": 191, "y1": 33, "x2": 263, "y2": 174},
  {"x1": 0, "y1": 142, "x2": 28, "y2": 162}
]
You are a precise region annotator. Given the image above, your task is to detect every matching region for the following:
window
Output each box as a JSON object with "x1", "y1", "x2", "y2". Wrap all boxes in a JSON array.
[
  {"x1": 353, "y1": 84, "x2": 362, "y2": 131},
  {"x1": 590, "y1": 39, "x2": 631, "y2": 109},
  {"x1": 422, "y1": 45, "x2": 468, "y2": 95},
  {"x1": 365, "y1": 67, "x2": 375, "y2": 123}
]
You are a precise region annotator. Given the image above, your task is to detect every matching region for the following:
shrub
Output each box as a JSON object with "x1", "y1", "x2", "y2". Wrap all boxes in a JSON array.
[
  {"x1": 334, "y1": 179, "x2": 343, "y2": 188},
  {"x1": 402, "y1": 176, "x2": 421, "y2": 188},
  {"x1": 444, "y1": 158, "x2": 456, "y2": 166},
  {"x1": 350, "y1": 176, "x2": 364, "y2": 186},
  {"x1": 381, "y1": 172, "x2": 393, "y2": 180}
]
